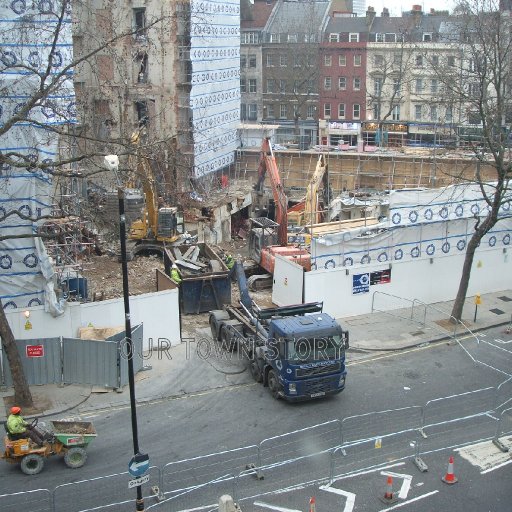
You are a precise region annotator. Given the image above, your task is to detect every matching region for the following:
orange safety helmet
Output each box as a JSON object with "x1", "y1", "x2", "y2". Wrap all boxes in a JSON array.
[{"x1": 10, "y1": 406, "x2": 21, "y2": 415}]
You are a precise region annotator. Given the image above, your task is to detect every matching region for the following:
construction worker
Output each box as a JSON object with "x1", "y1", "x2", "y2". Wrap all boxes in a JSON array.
[
  {"x1": 6, "y1": 406, "x2": 44, "y2": 446},
  {"x1": 225, "y1": 254, "x2": 234, "y2": 270},
  {"x1": 170, "y1": 263, "x2": 182, "y2": 285}
]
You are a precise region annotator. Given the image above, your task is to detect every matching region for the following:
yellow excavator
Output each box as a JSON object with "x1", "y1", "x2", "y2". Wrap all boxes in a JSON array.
[{"x1": 127, "y1": 131, "x2": 184, "y2": 257}]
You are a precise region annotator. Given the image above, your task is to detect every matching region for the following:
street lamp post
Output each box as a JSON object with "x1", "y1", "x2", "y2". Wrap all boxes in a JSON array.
[{"x1": 104, "y1": 155, "x2": 146, "y2": 512}]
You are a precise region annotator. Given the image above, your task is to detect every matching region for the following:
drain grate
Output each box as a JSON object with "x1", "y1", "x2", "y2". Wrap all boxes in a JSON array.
[
  {"x1": 490, "y1": 308, "x2": 506, "y2": 315},
  {"x1": 498, "y1": 296, "x2": 512, "y2": 302}
]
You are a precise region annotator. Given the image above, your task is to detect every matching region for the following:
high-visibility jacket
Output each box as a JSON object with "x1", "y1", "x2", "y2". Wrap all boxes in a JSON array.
[
  {"x1": 225, "y1": 255, "x2": 234, "y2": 270},
  {"x1": 7, "y1": 414, "x2": 27, "y2": 434},
  {"x1": 170, "y1": 268, "x2": 182, "y2": 284}
]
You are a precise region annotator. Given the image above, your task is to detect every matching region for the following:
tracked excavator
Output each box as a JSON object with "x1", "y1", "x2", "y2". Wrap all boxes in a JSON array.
[{"x1": 248, "y1": 137, "x2": 310, "y2": 290}]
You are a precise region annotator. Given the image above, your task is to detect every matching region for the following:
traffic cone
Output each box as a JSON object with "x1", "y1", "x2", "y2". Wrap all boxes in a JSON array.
[
  {"x1": 309, "y1": 496, "x2": 316, "y2": 512},
  {"x1": 442, "y1": 456, "x2": 458, "y2": 484},
  {"x1": 379, "y1": 475, "x2": 398, "y2": 504}
]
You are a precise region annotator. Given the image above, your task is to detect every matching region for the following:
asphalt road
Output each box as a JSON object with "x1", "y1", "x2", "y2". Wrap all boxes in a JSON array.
[{"x1": 1, "y1": 326, "x2": 511, "y2": 512}]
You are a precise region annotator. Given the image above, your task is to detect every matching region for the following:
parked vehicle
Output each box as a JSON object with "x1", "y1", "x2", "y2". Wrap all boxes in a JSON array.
[
  {"x1": 209, "y1": 262, "x2": 349, "y2": 401},
  {"x1": 2, "y1": 419, "x2": 97, "y2": 475}
]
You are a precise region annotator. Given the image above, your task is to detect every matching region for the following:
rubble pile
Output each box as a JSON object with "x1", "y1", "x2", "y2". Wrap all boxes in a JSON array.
[{"x1": 167, "y1": 243, "x2": 228, "y2": 277}]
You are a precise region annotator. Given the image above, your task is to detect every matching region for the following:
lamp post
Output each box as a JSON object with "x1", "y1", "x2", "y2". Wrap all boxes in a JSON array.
[{"x1": 104, "y1": 155, "x2": 146, "y2": 512}]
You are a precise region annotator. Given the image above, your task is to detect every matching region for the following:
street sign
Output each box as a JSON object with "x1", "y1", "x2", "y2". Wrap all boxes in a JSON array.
[
  {"x1": 128, "y1": 473, "x2": 150, "y2": 489},
  {"x1": 128, "y1": 453, "x2": 150, "y2": 477}
]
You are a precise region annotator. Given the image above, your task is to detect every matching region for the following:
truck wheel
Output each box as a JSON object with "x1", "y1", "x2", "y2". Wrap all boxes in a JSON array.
[
  {"x1": 250, "y1": 361, "x2": 263, "y2": 383},
  {"x1": 220, "y1": 326, "x2": 237, "y2": 352},
  {"x1": 64, "y1": 447, "x2": 87, "y2": 468},
  {"x1": 267, "y1": 370, "x2": 281, "y2": 400},
  {"x1": 20, "y1": 453, "x2": 45, "y2": 475}
]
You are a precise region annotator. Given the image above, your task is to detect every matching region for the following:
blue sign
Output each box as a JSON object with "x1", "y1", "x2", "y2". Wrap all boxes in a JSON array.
[
  {"x1": 128, "y1": 453, "x2": 150, "y2": 477},
  {"x1": 352, "y1": 273, "x2": 370, "y2": 295}
]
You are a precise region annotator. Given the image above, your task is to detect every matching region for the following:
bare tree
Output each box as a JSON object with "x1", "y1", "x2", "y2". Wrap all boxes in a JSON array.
[
  {"x1": 430, "y1": 0, "x2": 512, "y2": 321},
  {"x1": 0, "y1": 0, "x2": 174, "y2": 406}
]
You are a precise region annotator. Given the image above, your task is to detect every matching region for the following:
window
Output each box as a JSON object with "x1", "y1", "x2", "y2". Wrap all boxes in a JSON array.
[
  {"x1": 307, "y1": 80, "x2": 315, "y2": 93},
  {"x1": 423, "y1": 33, "x2": 432, "y2": 42},
  {"x1": 280, "y1": 54, "x2": 287, "y2": 67},
  {"x1": 385, "y1": 33, "x2": 397, "y2": 42},
  {"x1": 135, "y1": 100, "x2": 148, "y2": 127},
  {"x1": 354, "y1": 55, "x2": 361, "y2": 66},
  {"x1": 249, "y1": 79, "x2": 257, "y2": 93},
  {"x1": 353, "y1": 104, "x2": 361, "y2": 119},
  {"x1": 432, "y1": 55, "x2": 439, "y2": 66},
  {"x1": 240, "y1": 55, "x2": 247, "y2": 68},
  {"x1": 133, "y1": 8, "x2": 146, "y2": 38},
  {"x1": 339, "y1": 54, "x2": 346, "y2": 66},
  {"x1": 240, "y1": 103, "x2": 246, "y2": 120},
  {"x1": 240, "y1": 78, "x2": 246, "y2": 93},
  {"x1": 136, "y1": 52, "x2": 148, "y2": 83},
  {"x1": 266, "y1": 79, "x2": 275, "y2": 93},
  {"x1": 307, "y1": 105, "x2": 316, "y2": 118},
  {"x1": 249, "y1": 55, "x2": 257, "y2": 68},
  {"x1": 279, "y1": 80, "x2": 286, "y2": 93},
  {"x1": 374, "y1": 78, "x2": 382, "y2": 95},
  {"x1": 415, "y1": 55, "x2": 423, "y2": 67},
  {"x1": 415, "y1": 104, "x2": 422, "y2": 121},
  {"x1": 288, "y1": 34, "x2": 297, "y2": 43},
  {"x1": 266, "y1": 104, "x2": 275, "y2": 118},
  {"x1": 266, "y1": 54, "x2": 274, "y2": 67},
  {"x1": 469, "y1": 58, "x2": 476, "y2": 72},
  {"x1": 242, "y1": 32, "x2": 258, "y2": 44},
  {"x1": 353, "y1": 77, "x2": 361, "y2": 90},
  {"x1": 392, "y1": 105, "x2": 400, "y2": 121},
  {"x1": 338, "y1": 103, "x2": 345, "y2": 118},
  {"x1": 280, "y1": 104, "x2": 287, "y2": 118},
  {"x1": 373, "y1": 103, "x2": 381, "y2": 119},
  {"x1": 248, "y1": 104, "x2": 257, "y2": 120},
  {"x1": 349, "y1": 33, "x2": 359, "y2": 42},
  {"x1": 430, "y1": 105, "x2": 438, "y2": 122},
  {"x1": 393, "y1": 78, "x2": 401, "y2": 94},
  {"x1": 338, "y1": 76, "x2": 346, "y2": 90},
  {"x1": 469, "y1": 83, "x2": 480, "y2": 97},
  {"x1": 448, "y1": 56, "x2": 456, "y2": 67},
  {"x1": 293, "y1": 55, "x2": 301, "y2": 67},
  {"x1": 376, "y1": 33, "x2": 385, "y2": 43},
  {"x1": 293, "y1": 80, "x2": 299, "y2": 93},
  {"x1": 324, "y1": 55, "x2": 332, "y2": 66},
  {"x1": 329, "y1": 33, "x2": 339, "y2": 42},
  {"x1": 393, "y1": 53, "x2": 402, "y2": 66},
  {"x1": 324, "y1": 103, "x2": 331, "y2": 117},
  {"x1": 430, "y1": 79, "x2": 438, "y2": 94},
  {"x1": 374, "y1": 55, "x2": 384, "y2": 66},
  {"x1": 445, "y1": 106, "x2": 453, "y2": 122},
  {"x1": 270, "y1": 33, "x2": 279, "y2": 43},
  {"x1": 415, "y1": 79, "x2": 423, "y2": 93},
  {"x1": 324, "y1": 77, "x2": 332, "y2": 90}
]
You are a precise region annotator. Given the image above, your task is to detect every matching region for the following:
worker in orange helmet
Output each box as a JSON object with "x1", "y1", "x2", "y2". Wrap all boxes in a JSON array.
[{"x1": 6, "y1": 406, "x2": 44, "y2": 446}]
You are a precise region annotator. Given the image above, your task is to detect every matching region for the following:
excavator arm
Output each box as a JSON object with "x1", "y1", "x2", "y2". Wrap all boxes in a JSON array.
[
  {"x1": 303, "y1": 154, "x2": 328, "y2": 225},
  {"x1": 256, "y1": 137, "x2": 288, "y2": 246}
]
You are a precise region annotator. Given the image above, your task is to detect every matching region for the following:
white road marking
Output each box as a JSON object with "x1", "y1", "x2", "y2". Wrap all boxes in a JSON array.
[
  {"x1": 329, "y1": 462, "x2": 405, "y2": 484},
  {"x1": 380, "y1": 471, "x2": 413, "y2": 500},
  {"x1": 378, "y1": 490, "x2": 439, "y2": 511},
  {"x1": 456, "y1": 436, "x2": 512, "y2": 472},
  {"x1": 319, "y1": 484, "x2": 356, "y2": 512},
  {"x1": 493, "y1": 338, "x2": 512, "y2": 344},
  {"x1": 480, "y1": 458, "x2": 512, "y2": 474},
  {"x1": 253, "y1": 501, "x2": 302, "y2": 512}
]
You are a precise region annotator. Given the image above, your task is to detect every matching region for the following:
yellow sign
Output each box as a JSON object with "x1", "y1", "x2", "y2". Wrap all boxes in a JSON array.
[
  {"x1": 375, "y1": 438, "x2": 382, "y2": 449},
  {"x1": 24, "y1": 320, "x2": 32, "y2": 331},
  {"x1": 475, "y1": 294, "x2": 482, "y2": 305}
]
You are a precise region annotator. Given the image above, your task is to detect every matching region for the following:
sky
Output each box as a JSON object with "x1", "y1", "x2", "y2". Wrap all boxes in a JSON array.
[{"x1": 366, "y1": 1, "x2": 456, "y2": 16}]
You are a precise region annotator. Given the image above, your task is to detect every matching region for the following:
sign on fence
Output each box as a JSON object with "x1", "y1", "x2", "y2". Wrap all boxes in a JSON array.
[{"x1": 26, "y1": 345, "x2": 44, "y2": 358}]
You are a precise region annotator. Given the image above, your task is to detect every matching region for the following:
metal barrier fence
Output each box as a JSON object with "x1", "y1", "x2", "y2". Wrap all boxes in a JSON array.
[{"x1": 3, "y1": 383, "x2": 511, "y2": 512}]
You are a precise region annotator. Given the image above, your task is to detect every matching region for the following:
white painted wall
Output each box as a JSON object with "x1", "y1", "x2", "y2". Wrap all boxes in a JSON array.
[
  {"x1": 272, "y1": 255, "x2": 304, "y2": 306},
  {"x1": 303, "y1": 247, "x2": 512, "y2": 318},
  {"x1": 5, "y1": 289, "x2": 181, "y2": 350}
]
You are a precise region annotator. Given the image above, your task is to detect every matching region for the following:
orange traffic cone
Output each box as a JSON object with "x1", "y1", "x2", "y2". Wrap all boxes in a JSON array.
[
  {"x1": 442, "y1": 455, "x2": 458, "y2": 484},
  {"x1": 379, "y1": 475, "x2": 398, "y2": 504},
  {"x1": 309, "y1": 496, "x2": 316, "y2": 512}
]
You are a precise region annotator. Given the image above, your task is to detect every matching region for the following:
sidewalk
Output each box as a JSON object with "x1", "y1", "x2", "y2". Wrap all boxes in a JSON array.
[{"x1": 1, "y1": 289, "x2": 511, "y2": 422}]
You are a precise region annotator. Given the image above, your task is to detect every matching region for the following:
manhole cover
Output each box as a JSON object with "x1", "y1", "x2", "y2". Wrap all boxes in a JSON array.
[
  {"x1": 490, "y1": 308, "x2": 505, "y2": 315},
  {"x1": 498, "y1": 296, "x2": 512, "y2": 302}
]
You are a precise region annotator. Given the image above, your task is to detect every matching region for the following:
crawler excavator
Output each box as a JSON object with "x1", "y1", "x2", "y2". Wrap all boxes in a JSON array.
[
  {"x1": 126, "y1": 130, "x2": 185, "y2": 258},
  {"x1": 248, "y1": 137, "x2": 310, "y2": 289}
]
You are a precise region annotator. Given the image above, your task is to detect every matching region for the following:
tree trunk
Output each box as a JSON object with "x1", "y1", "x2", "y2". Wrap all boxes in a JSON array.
[{"x1": 0, "y1": 300, "x2": 33, "y2": 407}]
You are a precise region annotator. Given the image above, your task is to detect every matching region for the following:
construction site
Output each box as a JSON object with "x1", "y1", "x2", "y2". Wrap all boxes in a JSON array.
[{"x1": 22, "y1": 142, "x2": 497, "y2": 310}]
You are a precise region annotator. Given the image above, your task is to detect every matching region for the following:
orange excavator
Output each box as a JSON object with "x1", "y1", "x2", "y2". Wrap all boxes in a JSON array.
[{"x1": 248, "y1": 138, "x2": 310, "y2": 288}]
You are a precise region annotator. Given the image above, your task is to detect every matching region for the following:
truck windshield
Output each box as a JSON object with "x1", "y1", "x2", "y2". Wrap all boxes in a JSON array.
[{"x1": 286, "y1": 336, "x2": 344, "y2": 363}]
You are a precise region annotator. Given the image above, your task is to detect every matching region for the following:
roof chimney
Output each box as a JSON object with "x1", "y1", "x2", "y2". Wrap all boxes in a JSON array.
[
  {"x1": 381, "y1": 7, "x2": 390, "y2": 17},
  {"x1": 366, "y1": 5, "x2": 376, "y2": 24}
]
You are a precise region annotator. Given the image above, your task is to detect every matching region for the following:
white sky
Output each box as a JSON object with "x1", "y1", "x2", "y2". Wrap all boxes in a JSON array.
[{"x1": 367, "y1": 1, "x2": 456, "y2": 16}]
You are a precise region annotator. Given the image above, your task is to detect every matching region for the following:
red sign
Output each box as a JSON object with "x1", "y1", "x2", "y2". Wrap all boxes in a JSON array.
[{"x1": 26, "y1": 345, "x2": 44, "y2": 358}]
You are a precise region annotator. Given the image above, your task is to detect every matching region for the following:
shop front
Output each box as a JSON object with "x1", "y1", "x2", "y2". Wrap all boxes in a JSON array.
[
  {"x1": 362, "y1": 122, "x2": 408, "y2": 148},
  {"x1": 318, "y1": 120, "x2": 361, "y2": 150},
  {"x1": 408, "y1": 123, "x2": 457, "y2": 148}
]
